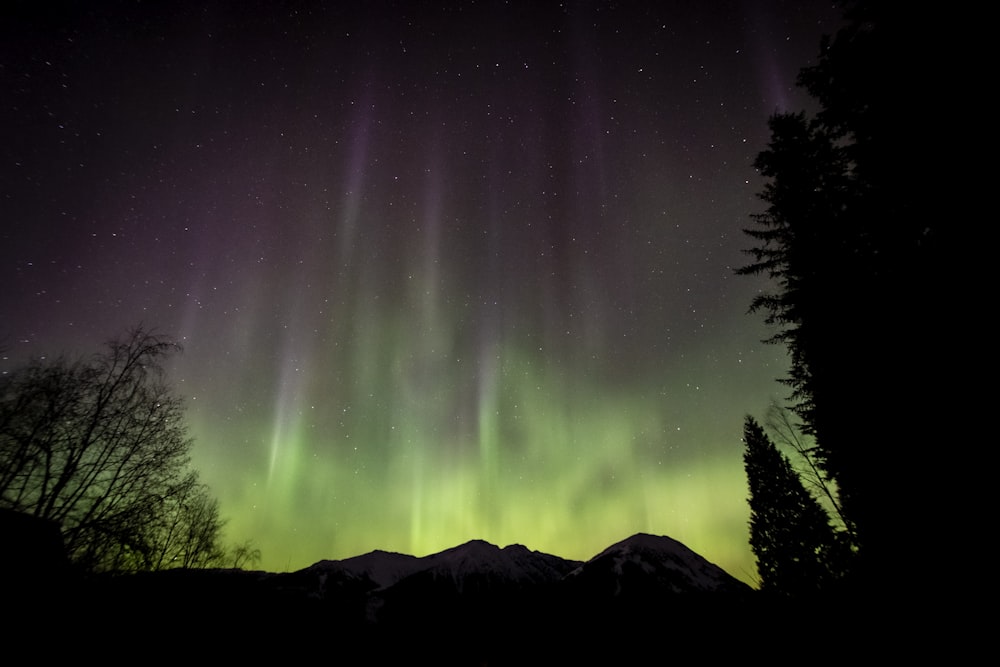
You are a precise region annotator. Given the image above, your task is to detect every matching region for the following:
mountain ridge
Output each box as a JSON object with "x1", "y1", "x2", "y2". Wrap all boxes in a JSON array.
[{"x1": 286, "y1": 532, "x2": 750, "y2": 601}]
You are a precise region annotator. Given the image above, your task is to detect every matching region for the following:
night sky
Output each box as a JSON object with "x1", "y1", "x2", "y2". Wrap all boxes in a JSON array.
[{"x1": 1, "y1": 1, "x2": 844, "y2": 583}]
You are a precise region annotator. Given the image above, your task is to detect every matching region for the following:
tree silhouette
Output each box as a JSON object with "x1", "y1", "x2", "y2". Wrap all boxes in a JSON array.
[
  {"x1": 0, "y1": 327, "x2": 224, "y2": 572},
  {"x1": 146, "y1": 478, "x2": 226, "y2": 570},
  {"x1": 742, "y1": 416, "x2": 843, "y2": 596},
  {"x1": 737, "y1": 0, "x2": 944, "y2": 587},
  {"x1": 229, "y1": 539, "x2": 263, "y2": 570}
]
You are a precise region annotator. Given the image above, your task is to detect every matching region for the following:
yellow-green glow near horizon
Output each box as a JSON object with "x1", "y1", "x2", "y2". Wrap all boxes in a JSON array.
[{"x1": 182, "y1": 280, "x2": 785, "y2": 585}]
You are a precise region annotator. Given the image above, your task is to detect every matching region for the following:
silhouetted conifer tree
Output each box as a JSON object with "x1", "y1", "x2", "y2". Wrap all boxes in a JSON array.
[
  {"x1": 738, "y1": 0, "x2": 946, "y2": 589},
  {"x1": 742, "y1": 416, "x2": 841, "y2": 596}
]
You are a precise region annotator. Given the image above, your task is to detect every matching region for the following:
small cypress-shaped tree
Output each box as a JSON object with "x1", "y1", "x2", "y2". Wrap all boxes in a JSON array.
[{"x1": 742, "y1": 416, "x2": 839, "y2": 595}]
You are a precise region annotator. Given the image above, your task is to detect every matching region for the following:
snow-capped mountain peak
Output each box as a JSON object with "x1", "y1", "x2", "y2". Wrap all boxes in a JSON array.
[{"x1": 567, "y1": 532, "x2": 752, "y2": 594}]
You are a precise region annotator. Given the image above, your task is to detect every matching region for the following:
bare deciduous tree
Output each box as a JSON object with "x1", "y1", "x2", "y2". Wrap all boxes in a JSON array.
[
  {"x1": 228, "y1": 539, "x2": 262, "y2": 570},
  {"x1": 0, "y1": 327, "x2": 224, "y2": 572}
]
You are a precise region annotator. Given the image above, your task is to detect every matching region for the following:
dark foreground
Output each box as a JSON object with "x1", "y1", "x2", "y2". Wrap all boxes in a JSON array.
[{"x1": 7, "y1": 566, "x2": 918, "y2": 664}]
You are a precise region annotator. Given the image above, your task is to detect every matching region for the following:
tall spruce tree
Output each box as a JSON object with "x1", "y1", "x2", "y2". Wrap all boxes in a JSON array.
[{"x1": 742, "y1": 416, "x2": 840, "y2": 595}]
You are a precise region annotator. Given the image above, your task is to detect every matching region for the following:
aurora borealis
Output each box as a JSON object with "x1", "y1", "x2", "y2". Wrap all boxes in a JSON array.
[{"x1": 1, "y1": 1, "x2": 845, "y2": 584}]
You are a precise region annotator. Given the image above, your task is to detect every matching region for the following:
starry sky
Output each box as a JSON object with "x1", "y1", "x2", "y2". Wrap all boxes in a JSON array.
[{"x1": 1, "y1": 1, "x2": 844, "y2": 583}]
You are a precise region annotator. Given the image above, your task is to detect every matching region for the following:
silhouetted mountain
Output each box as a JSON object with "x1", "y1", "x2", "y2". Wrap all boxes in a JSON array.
[
  {"x1": 566, "y1": 532, "x2": 752, "y2": 595},
  {"x1": 274, "y1": 533, "x2": 745, "y2": 602},
  {"x1": 231, "y1": 532, "x2": 754, "y2": 651},
  {"x1": 359, "y1": 540, "x2": 581, "y2": 629},
  {"x1": 312, "y1": 548, "x2": 424, "y2": 589},
  {"x1": 410, "y1": 539, "x2": 582, "y2": 590},
  {"x1": 555, "y1": 533, "x2": 755, "y2": 645},
  {"x1": 269, "y1": 533, "x2": 747, "y2": 605},
  {"x1": 262, "y1": 538, "x2": 582, "y2": 631}
]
